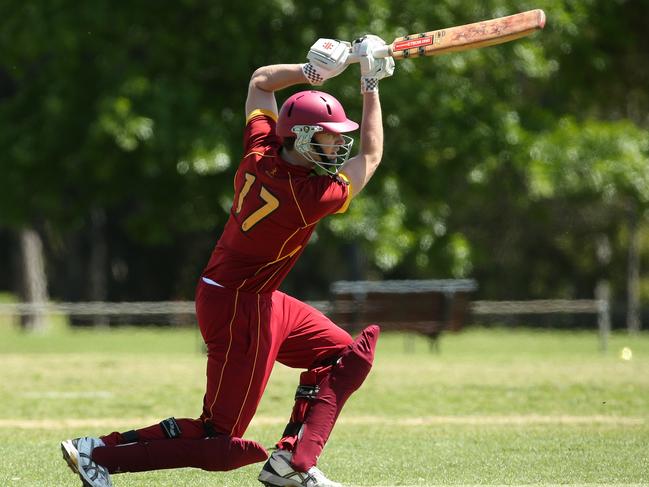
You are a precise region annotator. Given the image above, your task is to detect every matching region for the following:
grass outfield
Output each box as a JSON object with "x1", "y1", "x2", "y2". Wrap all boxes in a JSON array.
[{"x1": 0, "y1": 323, "x2": 647, "y2": 486}]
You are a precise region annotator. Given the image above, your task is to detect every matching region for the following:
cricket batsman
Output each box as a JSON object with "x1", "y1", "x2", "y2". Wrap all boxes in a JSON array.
[{"x1": 60, "y1": 34, "x2": 394, "y2": 487}]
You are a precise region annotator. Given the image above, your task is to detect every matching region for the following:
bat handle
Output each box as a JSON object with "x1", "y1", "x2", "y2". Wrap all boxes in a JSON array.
[
  {"x1": 372, "y1": 45, "x2": 391, "y2": 58},
  {"x1": 346, "y1": 45, "x2": 392, "y2": 65}
]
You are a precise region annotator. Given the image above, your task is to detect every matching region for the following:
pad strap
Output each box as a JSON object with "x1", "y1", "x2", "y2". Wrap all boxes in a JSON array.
[
  {"x1": 295, "y1": 385, "x2": 320, "y2": 400},
  {"x1": 281, "y1": 421, "x2": 302, "y2": 438},
  {"x1": 121, "y1": 430, "x2": 140, "y2": 444},
  {"x1": 159, "y1": 417, "x2": 182, "y2": 439},
  {"x1": 277, "y1": 365, "x2": 333, "y2": 451}
]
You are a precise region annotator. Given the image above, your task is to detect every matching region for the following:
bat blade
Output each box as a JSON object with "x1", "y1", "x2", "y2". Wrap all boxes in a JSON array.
[{"x1": 373, "y1": 9, "x2": 545, "y2": 61}]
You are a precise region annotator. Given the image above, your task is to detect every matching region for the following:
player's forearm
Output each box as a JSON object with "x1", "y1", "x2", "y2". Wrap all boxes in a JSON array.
[
  {"x1": 342, "y1": 92, "x2": 383, "y2": 197},
  {"x1": 249, "y1": 64, "x2": 309, "y2": 93},
  {"x1": 358, "y1": 91, "x2": 384, "y2": 171}
]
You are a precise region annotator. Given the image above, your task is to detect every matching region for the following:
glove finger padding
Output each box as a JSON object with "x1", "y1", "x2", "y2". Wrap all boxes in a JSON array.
[
  {"x1": 352, "y1": 35, "x2": 385, "y2": 53},
  {"x1": 360, "y1": 54, "x2": 395, "y2": 92},
  {"x1": 354, "y1": 34, "x2": 395, "y2": 93},
  {"x1": 303, "y1": 38, "x2": 351, "y2": 85},
  {"x1": 372, "y1": 56, "x2": 395, "y2": 80}
]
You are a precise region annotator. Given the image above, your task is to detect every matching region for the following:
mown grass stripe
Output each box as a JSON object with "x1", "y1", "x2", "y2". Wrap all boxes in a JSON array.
[
  {"x1": 347, "y1": 485, "x2": 649, "y2": 487},
  {"x1": 1, "y1": 414, "x2": 644, "y2": 429}
]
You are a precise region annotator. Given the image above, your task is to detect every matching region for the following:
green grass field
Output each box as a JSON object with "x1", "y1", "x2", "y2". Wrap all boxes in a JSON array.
[{"x1": 0, "y1": 322, "x2": 647, "y2": 487}]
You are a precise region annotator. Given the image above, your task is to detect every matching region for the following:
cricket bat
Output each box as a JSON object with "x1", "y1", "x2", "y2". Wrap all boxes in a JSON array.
[{"x1": 351, "y1": 9, "x2": 546, "y2": 61}]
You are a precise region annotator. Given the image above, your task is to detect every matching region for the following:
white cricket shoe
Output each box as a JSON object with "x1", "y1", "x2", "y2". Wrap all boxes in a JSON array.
[
  {"x1": 61, "y1": 437, "x2": 113, "y2": 487},
  {"x1": 258, "y1": 449, "x2": 342, "y2": 487}
]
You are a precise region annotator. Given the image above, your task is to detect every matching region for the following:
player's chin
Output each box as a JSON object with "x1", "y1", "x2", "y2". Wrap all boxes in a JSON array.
[
  {"x1": 315, "y1": 153, "x2": 335, "y2": 164},
  {"x1": 325, "y1": 153, "x2": 339, "y2": 163}
]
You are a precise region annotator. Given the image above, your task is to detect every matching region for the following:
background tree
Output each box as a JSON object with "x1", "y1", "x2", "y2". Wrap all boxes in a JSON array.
[{"x1": 1, "y1": 0, "x2": 648, "y2": 330}]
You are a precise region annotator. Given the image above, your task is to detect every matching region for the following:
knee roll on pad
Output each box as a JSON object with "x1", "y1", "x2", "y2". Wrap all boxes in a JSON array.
[{"x1": 331, "y1": 324, "x2": 380, "y2": 390}]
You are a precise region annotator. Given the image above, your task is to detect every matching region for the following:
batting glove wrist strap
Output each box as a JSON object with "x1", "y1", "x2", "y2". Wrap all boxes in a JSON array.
[
  {"x1": 360, "y1": 77, "x2": 379, "y2": 93},
  {"x1": 302, "y1": 63, "x2": 325, "y2": 85}
]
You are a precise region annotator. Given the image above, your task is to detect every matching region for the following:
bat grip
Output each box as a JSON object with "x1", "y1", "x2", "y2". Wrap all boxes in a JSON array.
[
  {"x1": 346, "y1": 45, "x2": 392, "y2": 65},
  {"x1": 371, "y1": 45, "x2": 391, "y2": 58}
]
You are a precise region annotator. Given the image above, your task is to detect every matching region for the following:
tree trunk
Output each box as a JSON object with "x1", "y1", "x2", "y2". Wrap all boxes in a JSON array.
[
  {"x1": 89, "y1": 208, "x2": 109, "y2": 327},
  {"x1": 344, "y1": 242, "x2": 365, "y2": 281},
  {"x1": 626, "y1": 209, "x2": 641, "y2": 333},
  {"x1": 595, "y1": 235, "x2": 612, "y2": 352},
  {"x1": 596, "y1": 280, "x2": 611, "y2": 352},
  {"x1": 19, "y1": 227, "x2": 49, "y2": 331}
]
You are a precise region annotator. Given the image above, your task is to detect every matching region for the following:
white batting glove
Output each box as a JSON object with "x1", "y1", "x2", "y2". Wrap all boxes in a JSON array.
[
  {"x1": 302, "y1": 38, "x2": 351, "y2": 85},
  {"x1": 352, "y1": 34, "x2": 395, "y2": 93}
]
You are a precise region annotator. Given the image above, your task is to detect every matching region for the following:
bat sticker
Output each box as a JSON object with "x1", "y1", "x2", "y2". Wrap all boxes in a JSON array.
[{"x1": 393, "y1": 36, "x2": 434, "y2": 51}]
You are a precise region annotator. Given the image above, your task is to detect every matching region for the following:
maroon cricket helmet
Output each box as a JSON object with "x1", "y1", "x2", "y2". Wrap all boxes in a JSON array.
[{"x1": 276, "y1": 90, "x2": 359, "y2": 137}]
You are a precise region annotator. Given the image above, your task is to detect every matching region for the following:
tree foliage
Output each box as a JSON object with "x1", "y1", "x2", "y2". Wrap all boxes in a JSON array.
[{"x1": 1, "y1": 0, "x2": 648, "y2": 305}]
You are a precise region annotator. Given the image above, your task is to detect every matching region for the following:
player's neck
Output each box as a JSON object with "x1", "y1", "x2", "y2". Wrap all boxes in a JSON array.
[{"x1": 280, "y1": 148, "x2": 314, "y2": 170}]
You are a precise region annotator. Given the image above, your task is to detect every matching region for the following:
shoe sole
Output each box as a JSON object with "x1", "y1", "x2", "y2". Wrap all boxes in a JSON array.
[
  {"x1": 258, "y1": 469, "x2": 303, "y2": 487},
  {"x1": 61, "y1": 440, "x2": 93, "y2": 487},
  {"x1": 259, "y1": 467, "x2": 342, "y2": 487},
  {"x1": 61, "y1": 440, "x2": 80, "y2": 474}
]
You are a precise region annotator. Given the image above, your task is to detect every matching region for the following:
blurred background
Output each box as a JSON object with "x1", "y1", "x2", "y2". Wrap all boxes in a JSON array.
[{"x1": 1, "y1": 0, "x2": 648, "y2": 334}]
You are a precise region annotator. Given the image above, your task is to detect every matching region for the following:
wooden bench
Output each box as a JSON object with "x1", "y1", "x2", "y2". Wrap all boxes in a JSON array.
[{"x1": 328, "y1": 279, "x2": 477, "y2": 346}]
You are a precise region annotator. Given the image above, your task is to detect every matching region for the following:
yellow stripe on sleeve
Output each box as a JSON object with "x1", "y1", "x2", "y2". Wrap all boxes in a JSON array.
[
  {"x1": 335, "y1": 172, "x2": 353, "y2": 214},
  {"x1": 246, "y1": 109, "x2": 278, "y2": 124}
]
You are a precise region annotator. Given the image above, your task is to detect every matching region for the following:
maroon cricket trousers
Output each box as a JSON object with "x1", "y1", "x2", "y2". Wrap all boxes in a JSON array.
[{"x1": 93, "y1": 279, "x2": 353, "y2": 473}]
